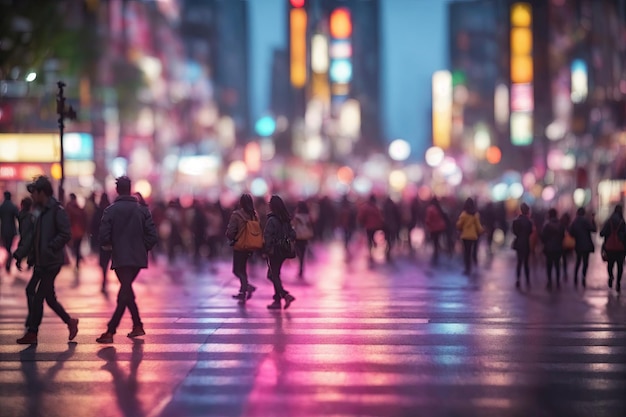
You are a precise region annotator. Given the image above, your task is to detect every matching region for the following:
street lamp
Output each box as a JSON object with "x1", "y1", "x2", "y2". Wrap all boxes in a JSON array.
[{"x1": 56, "y1": 81, "x2": 76, "y2": 204}]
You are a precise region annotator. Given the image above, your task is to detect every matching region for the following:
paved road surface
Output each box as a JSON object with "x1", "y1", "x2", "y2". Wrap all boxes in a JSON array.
[{"x1": 1, "y1": 242, "x2": 625, "y2": 417}]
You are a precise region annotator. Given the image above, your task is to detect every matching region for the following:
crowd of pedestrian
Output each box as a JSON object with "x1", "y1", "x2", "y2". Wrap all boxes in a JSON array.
[{"x1": 1, "y1": 172, "x2": 624, "y2": 345}]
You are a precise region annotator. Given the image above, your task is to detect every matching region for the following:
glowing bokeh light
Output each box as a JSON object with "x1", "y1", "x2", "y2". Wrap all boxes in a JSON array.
[
  {"x1": 388, "y1": 139, "x2": 411, "y2": 161},
  {"x1": 425, "y1": 146, "x2": 445, "y2": 167}
]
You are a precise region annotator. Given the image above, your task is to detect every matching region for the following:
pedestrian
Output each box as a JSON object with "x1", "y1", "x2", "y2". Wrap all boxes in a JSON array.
[
  {"x1": 511, "y1": 202, "x2": 533, "y2": 287},
  {"x1": 94, "y1": 193, "x2": 111, "y2": 293},
  {"x1": 568, "y1": 207, "x2": 596, "y2": 287},
  {"x1": 96, "y1": 176, "x2": 158, "y2": 343},
  {"x1": 337, "y1": 195, "x2": 357, "y2": 255},
  {"x1": 424, "y1": 197, "x2": 449, "y2": 266},
  {"x1": 357, "y1": 195, "x2": 385, "y2": 263},
  {"x1": 225, "y1": 194, "x2": 259, "y2": 303},
  {"x1": 16, "y1": 176, "x2": 79, "y2": 345},
  {"x1": 264, "y1": 195, "x2": 296, "y2": 310},
  {"x1": 599, "y1": 204, "x2": 626, "y2": 293},
  {"x1": 0, "y1": 190, "x2": 19, "y2": 274},
  {"x1": 65, "y1": 193, "x2": 87, "y2": 271},
  {"x1": 292, "y1": 200, "x2": 314, "y2": 278},
  {"x1": 12, "y1": 197, "x2": 35, "y2": 271},
  {"x1": 456, "y1": 197, "x2": 483, "y2": 275},
  {"x1": 541, "y1": 208, "x2": 565, "y2": 289}
]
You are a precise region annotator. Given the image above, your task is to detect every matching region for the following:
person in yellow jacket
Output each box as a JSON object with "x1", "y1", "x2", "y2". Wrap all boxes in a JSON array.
[{"x1": 456, "y1": 198, "x2": 484, "y2": 275}]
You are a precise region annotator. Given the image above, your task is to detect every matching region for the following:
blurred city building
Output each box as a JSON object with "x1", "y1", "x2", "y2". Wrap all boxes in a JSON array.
[{"x1": 1, "y1": 0, "x2": 626, "y2": 214}]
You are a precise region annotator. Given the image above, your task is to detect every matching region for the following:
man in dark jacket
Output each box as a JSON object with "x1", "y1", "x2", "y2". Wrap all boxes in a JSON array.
[
  {"x1": 17, "y1": 176, "x2": 78, "y2": 344},
  {"x1": 599, "y1": 204, "x2": 626, "y2": 293},
  {"x1": 541, "y1": 208, "x2": 565, "y2": 289},
  {"x1": 96, "y1": 176, "x2": 158, "y2": 343},
  {"x1": 512, "y1": 203, "x2": 533, "y2": 287},
  {"x1": 0, "y1": 190, "x2": 19, "y2": 273}
]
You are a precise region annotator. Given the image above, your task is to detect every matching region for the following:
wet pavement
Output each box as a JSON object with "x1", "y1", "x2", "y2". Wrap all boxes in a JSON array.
[{"x1": 1, "y1": 241, "x2": 625, "y2": 417}]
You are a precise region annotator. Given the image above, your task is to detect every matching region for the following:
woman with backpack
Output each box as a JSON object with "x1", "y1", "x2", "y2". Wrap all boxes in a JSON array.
[
  {"x1": 225, "y1": 194, "x2": 259, "y2": 304},
  {"x1": 264, "y1": 195, "x2": 296, "y2": 310},
  {"x1": 292, "y1": 201, "x2": 314, "y2": 279},
  {"x1": 599, "y1": 204, "x2": 626, "y2": 293}
]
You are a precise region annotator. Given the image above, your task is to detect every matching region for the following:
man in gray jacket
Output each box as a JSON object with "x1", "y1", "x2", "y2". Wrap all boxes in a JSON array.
[
  {"x1": 17, "y1": 176, "x2": 78, "y2": 344},
  {"x1": 96, "y1": 176, "x2": 158, "y2": 343}
]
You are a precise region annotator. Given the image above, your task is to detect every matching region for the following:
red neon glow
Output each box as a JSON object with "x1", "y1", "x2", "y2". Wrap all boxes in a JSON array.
[{"x1": 290, "y1": 0, "x2": 305, "y2": 8}]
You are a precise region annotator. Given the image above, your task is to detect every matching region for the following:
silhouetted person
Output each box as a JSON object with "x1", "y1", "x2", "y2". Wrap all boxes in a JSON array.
[
  {"x1": 600, "y1": 204, "x2": 626, "y2": 293},
  {"x1": 358, "y1": 195, "x2": 385, "y2": 263},
  {"x1": 264, "y1": 195, "x2": 296, "y2": 310},
  {"x1": 225, "y1": 194, "x2": 259, "y2": 303},
  {"x1": 568, "y1": 207, "x2": 596, "y2": 287},
  {"x1": 0, "y1": 190, "x2": 19, "y2": 274},
  {"x1": 337, "y1": 195, "x2": 357, "y2": 254},
  {"x1": 512, "y1": 203, "x2": 533, "y2": 287},
  {"x1": 293, "y1": 201, "x2": 314, "y2": 278},
  {"x1": 94, "y1": 193, "x2": 111, "y2": 293},
  {"x1": 17, "y1": 176, "x2": 78, "y2": 344},
  {"x1": 65, "y1": 192, "x2": 87, "y2": 270},
  {"x1": 96, "y1": 176, "x2": 158, "y2": 343},
  {"x1": 560, "y1": 212, "x2": 573, "y2": 278},
  {"x1": 541, "y1": 208, "x2": 565, "y2": 289},
  {"x1": 425, "y1": 197, "x2": 449, "y2": 266}
]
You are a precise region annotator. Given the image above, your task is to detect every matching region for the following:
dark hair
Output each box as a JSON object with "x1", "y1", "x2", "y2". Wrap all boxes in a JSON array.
[
  {"x1": 27, "y1": 176, "x2": 53, "y2": 197},
  {"x1": 296, "y1": 200, "x2": 309, "y2": 214},
  {"x1": 520, "y1": 203, "x2": 530, "y2": 215},
  {"x1": 615, "y1": 205, "x2": 623, "y2": 215},
  {"x1": 69, "y1": 193, "x2": 77, "y2": 201},
  {"x1": 3, "y1": 191, "x2": 10, "y2": 199},
  {"x1": 576, "y1": 207, "x2": 585, "y2": 216},
  {"x1": 239, "y1": 193, "x2": 256, "y2": 217},
  {"x1": 134, "y1": 192, "x2": 147, "y2": 206},
  {"x1": 116, "y1": 176, "x2": 131, "y2": 195},
  {"x1": 463, "y1": 198, "x2": 476, "y2": 215},
  {"x1": 269, "y1": 195, "x2": 291, "y2": 222},
  {"x1": 20, "y1": 197, "x2": 32, "y2": 211},
  {"x1": 548, "y1": 208, "x2": 558, "y2": 219}
]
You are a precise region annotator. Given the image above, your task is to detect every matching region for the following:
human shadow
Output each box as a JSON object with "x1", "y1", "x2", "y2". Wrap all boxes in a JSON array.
[
  {"x1": 19, "y1": 343, "x2": 77, "y2": 417},
  {"x1": 97, "y1": 339, "x2": 145, "y2": 417}
]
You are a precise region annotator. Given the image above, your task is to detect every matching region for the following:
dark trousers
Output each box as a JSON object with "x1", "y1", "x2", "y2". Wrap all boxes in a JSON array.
[
  {"x1": 26, "y1": 265, "x2": 70, "y2": 333},
  {"x1": 430, "y1": 232, "x2": 442, "y2": 264},
  {"x1": 545, "y1": 251, "x2": 561, "y2": 283},
  {"x1": 295, "y1": 240, "x2": 308, "y2": 275},
  {"x1": 232, "y1": 250, "x2": 250, "y2": 292},
  {"x1": 267, "y1": 255, "x2": 287, "y2": 300},
  {"x1": 71, "y1": 238, "x2": 82, "y2": 268},
  {"x1": 606, "y1": 251, "x2": 624, "y2": 284},
  {"x1": 515, "y1": 248, "x2": 530, "y2": 281},
  {"x1": 574, "y1": 251, "x2": 590, "y2": 281},
  {"x1": 2, "y1": 234, "x2": 14, "y2": 271},
  {"x1": 462, "y1": 239, "x2": 476, "y2": 273},
  {"x1": 107, "y1": 267, "x2": 142, "y2": 334}
]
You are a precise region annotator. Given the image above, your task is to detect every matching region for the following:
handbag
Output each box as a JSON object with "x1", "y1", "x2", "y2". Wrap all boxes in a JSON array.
[{"x1": 563, "y1": 231, "x2": 575, "y2": 250}]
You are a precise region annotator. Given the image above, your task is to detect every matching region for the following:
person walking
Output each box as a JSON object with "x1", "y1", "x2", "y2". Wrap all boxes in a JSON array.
[
  {"x1": 456, "y1": 198, "x2": 483, "y2": 275},
  {"x1": 357, "y1": 195, "x2": 385, "y2": 263},
  {"x1": 96, "y1": 176, "x2": 158, "y2": 343},
  {"x1": 225, "y1": 194, "x2": 259, "y2": 303},
  {"x1": 568, "y1": 207, "x2": 596, "y2": 287},
  {"x1": 264, "y1": 195, "x2": 296, "y2": 310},
  {"x1": 511, "y1": 203, "x2": 534, "y2": 287},
  {"x1": 12, "y1": 197, "x2": 35, "y2": 271},
  {"x1": 65, "y1": 193, "x2": 87, "y2": 271},
  {"x1": 425, "y1": 197, "x2": 449, "y2": 266},
  {"x1": 0, "y1": 190, "x2": 19, "y2": 274},
  {"x1": 599, "y1": 205, "x2": 626, "y2": 293},
  {"x1": 541, "y1": 208, "x2": 565, "y2": 289},
  {"x1": 337, "y1": 195, "x2": 357, "y2": 255},
  {"x1": 16, "y1": 176, "x2": 78, "y2": 345},
  {"x1": 292, "y1": 201, "x2": 314, "y2": 278}
]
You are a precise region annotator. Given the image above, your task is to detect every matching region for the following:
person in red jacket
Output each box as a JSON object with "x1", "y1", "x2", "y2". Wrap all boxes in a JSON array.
[{"x1": 425, "y1": 197, "x2": 449, "y2": 266}]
